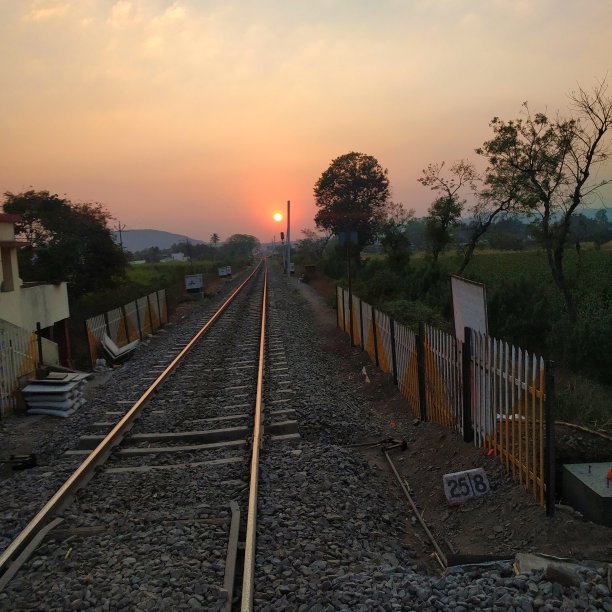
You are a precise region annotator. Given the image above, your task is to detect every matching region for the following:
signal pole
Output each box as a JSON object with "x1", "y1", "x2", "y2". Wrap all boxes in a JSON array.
[{"x1": 286, "y1": 200, "x2": 291, "y2": 276}]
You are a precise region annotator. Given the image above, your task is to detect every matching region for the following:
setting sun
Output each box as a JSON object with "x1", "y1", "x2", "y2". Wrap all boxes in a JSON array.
[{"x1": 273, "y1": 213, "x2": 283, "y2": 222}]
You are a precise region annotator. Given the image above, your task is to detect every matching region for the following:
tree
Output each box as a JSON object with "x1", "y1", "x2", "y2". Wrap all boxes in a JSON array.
[
  {"x1": 379, "y1": 202, "x2": 415, "y2": 272},
  {"x1": 209, "y1": 232, "x2": 220, "y2": 260},
  {"x1": 458, "y1": 161, "x2": 525, "y2": 273},
  {"x1": 221, "y1": 234, "x2": 260, "y2": 260},
  {"x1": 486, "y1": 218, "x2": 530, "y2": 250},
  {"x1": 295, "y1": 229, "x2": 331, "y2": 262},
  {"x1": 569, "y1": 210, "x2": 612, "y2": 248},
  {"x1": 418, "y1": 160, "x2": 476, "y2": 263},
  {"x1": 314, "y1": 152, "x2": 390, "y2": 257},
  {"x1": 476, "y1": 79, "x2": 612, "y2": 322},
  {"x1": 3, "y1": 190, "x2": 127, "y2": 299}
]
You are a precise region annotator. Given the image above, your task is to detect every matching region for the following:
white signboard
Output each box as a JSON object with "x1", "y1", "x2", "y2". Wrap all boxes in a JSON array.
[
  {"x1": 443, "y1": 468, "x2": 490, "y2": 504},
  {"x1": 451, "y1": 275, "x2": 488, "y2": 343},
  {"x1": 184, "y1": 274, "x2": 203, "y2": 290},
  {"x1": 218, "y1": 266, "x2": 232, "y2": 278}
]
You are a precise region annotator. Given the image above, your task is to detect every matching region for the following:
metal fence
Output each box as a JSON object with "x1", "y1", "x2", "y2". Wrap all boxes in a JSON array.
[
  {"x1": 85, "y1": 289, "x2": 168, "y2": 367},
  {"x1": 0, "y1": 320, "x2": 38, "y2": 416},
  {"x1": 469, "y1": 331, "x2": 547, "y2": 506},
  {"x1": 336, "y1": 287, "x2": 553, "y2": 511}
]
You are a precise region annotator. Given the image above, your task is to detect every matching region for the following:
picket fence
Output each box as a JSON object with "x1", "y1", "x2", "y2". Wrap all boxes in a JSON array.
[
  {"x1": 337, "y1": 287, "x2": 554, "y2": 511},
  {"x1": 85, "y1": 290, "x2": 168, "y2": 367}
]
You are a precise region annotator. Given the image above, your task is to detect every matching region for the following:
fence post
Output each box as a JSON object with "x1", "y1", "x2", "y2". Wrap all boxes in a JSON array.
[
  {"x1": 121, "y1": 305, "x2": 130, "y2": 343},
  {"x1": 84, "y1": 321, "x2": 95, "y2": 370},
  {"x1": 462, "y1": 326, "x2": 474, "y2": 443},
  {"x1": 389, "y1": 318, "x2": 398, "y2": 386},
  {"x1": 348, "y1": 291, "x2": 354, "y2": 347},
  {"x1": 372, "y1": 308, "x2": 380, "y2": 367},
  {"x1": 146, "y1": 294, "x2": 154, "y2": 332},
  {"x1": 156, "y1": 291, "x2": 163, "y2": 327},
  {"x1": 35, "y1": 322, "x2": 43, "y2": 365},
  {"x1": 416, "y1": 321, "x2": 427, "y2": 421},
  {"x1": 336, "y1": 287, "x2": 340, "y2": 329},
  {"x1": 359, "y1": 299, "x2": 364, "y2": 351},
  {"x1": 134, "y1": 301, "x2": 143, "y2": 340},
  {"x1": 545, "y1": 360, "x2": 556, "y2": 517},
  {"x1": 341, "y1": 289, "x2": 346, "y2": 332},
  {"x1": 103, "y1": 311, "x2": 111, "y2": 337}
]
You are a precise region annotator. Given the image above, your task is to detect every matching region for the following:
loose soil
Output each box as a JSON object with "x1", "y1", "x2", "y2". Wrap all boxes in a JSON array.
[{"x1": 296, "y1": 270, "x2": 612, "y2": 570}]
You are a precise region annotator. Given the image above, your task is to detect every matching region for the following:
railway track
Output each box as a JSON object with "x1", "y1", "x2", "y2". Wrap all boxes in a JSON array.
[{"x1": 0, "y1": 259, "x2": 299, "y2": 610}]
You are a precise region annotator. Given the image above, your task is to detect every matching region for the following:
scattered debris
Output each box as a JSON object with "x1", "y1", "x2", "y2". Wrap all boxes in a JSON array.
[
  {"x1": 101, "y1": 334, "x2": 139, "y2": 365},
  {"x1": 0, "y1": 454, "x2": 37, "y2": 471}
]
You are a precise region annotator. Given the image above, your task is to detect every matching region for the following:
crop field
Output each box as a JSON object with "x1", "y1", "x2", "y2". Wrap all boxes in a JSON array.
[{"x1": 440, "y1": 248, "x2": 612, "y2": 321}]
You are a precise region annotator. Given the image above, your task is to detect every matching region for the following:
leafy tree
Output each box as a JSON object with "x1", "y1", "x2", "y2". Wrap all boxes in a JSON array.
[
  {"x1": 568, "y1": 211, "x2": 612, "y2": 248},
  {"x1": 458, "y1": 161, "x2": 525, "y2": 272},
  {"x1": 169, "y1": 241, "x2": 216, "y2": 261},
  {"x1": 476, "y1": 78, "x2": 612, "y2": 322},
  {"x1": 405, "y1": 217, "x2": 427, "y2": 251},
  {"x1": 379, "y1": 202, "x2": 415, "y2": 272},
  {"x1": 221, "y1": 234, "x2": 260, "y2": 260},
  {"x1": 3, "y1": 190, "x2": 127, "y2": 299},
  {"x1": 486, "y1": 218, "x2": 530, "y2": 250},
  {"x1": 424, "y1": 197, "x2": 463, "y2": 263},
  {"x1": 418, "y1": 160, "x2": 475, "y2": 263},
  {"x1": 295, "y1": 229, "x2": 331, "y2": 262},
  {"x1": 141, "y1": 246, "x2": 162, "y2": 263},
  {"x1": 314, "y1": 152, "x2": 390, "y2": 257},
  {"x1": 210, "y1": 233, "x2": 220, "y2": 261}
]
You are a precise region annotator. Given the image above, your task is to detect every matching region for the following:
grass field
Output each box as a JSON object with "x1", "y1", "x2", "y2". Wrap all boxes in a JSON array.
[{"x1": 440, "y1": 247, "x2": 612, "y2": 321}]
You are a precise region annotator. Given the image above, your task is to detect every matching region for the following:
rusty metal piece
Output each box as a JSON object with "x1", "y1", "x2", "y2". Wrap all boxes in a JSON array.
[{"x1": 382, "y1": 446, "x2": 448, "y2": 570}]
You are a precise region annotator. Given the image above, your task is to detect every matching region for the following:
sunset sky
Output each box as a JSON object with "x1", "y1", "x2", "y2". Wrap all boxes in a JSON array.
[{"x1": 1, "y1": 1, "x2": 611, "y2": 243}]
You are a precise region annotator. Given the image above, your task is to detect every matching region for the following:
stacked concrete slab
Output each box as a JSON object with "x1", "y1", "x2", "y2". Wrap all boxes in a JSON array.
[{"x1": 23, "y1": 372, "x2": 90, "y2": 417}]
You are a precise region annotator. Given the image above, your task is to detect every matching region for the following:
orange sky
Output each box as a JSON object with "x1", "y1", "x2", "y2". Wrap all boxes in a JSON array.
[{"x1": 1, "y1": 1, "x2": 611, "y2": 242}]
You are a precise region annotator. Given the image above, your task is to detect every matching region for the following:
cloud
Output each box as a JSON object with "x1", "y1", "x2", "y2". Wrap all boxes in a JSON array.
[
  {"x1": 27, "y1": 1, "x2": 70, "y2": 21},
  {"x1": 108, "y1": 1, "x2": 137, "y2": 28}
]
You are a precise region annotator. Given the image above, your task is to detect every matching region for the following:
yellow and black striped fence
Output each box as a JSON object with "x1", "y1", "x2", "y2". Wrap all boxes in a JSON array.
[
  {"x1": 336, "y1": 286, "x2": 555, "y2": 513},
  {"x1": 85, "y1": 290, "x2": 168, "y2": 368}
]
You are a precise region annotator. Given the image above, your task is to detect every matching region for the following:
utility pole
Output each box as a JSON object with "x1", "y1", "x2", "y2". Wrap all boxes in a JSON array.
[
  {"x1": 286, "y1": 200, "x2": 291, "y2": 276},
  {"x1": 280, "y1": 232, "x2": 285, "y2": 271},
  {"x1": 114, "y1": 221, "x2": 126, "y2": 251}
]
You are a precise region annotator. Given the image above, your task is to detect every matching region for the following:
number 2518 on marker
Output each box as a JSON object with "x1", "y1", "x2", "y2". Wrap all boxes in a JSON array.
[{"x1": 443, "y1": 468, "x2": 490, "y2": 504}]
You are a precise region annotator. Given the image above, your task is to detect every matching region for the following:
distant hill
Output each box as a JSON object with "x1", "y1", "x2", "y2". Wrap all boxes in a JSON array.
[{"x1": 113, "y1": 229, "x2": 205, "y2": 253}]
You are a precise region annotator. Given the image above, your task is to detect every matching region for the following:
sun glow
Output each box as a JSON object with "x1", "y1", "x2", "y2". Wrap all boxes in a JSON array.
[{"x1": 273, "y1": 213, "x2": 283, "y2": 222}]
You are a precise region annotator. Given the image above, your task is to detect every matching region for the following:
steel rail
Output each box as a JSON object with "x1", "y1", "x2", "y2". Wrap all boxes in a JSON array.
[
  {"x1": 0, "y1": 261, "x2": 264, "y2": 583},
  {"x1": 241, "y1": 260, "x2": 267, "y2": 611}
]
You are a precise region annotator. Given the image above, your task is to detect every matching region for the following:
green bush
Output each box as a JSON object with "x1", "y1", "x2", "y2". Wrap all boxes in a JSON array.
[
  {"x1": 380, "y1": 298, "x2": 450, "y2": 333},
  {"x1": 563, "y1": 314, "x2": 612, "y2": 385},
  {"x1": 487, "y1": 275, "x2": 551, "y2": 355}
]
